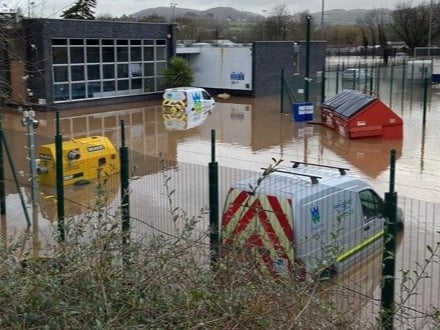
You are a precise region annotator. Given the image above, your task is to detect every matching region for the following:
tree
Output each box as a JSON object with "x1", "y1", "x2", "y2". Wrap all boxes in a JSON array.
[
  {"x1": 357, "y1": 9, "x2": 391, "y2": 61},
  {"x1": 61, "y1": 0, "x2": 97, "y2": 20},
  {"x1": 163, "y1": 56, "x2": 194, "y2": 88},
  {"x1": 390, "y1": 1, "x2": 440, "y2": 50},
  {"x1": 265, "y1": 4, "x2": 293, "y2": 41}
]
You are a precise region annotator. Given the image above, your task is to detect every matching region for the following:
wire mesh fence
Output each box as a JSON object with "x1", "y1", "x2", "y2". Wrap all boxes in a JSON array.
[
  {"x1": 115, "y1": 155, "x2": 439, "y2": 328},
  {"x1": 281, "y1": 57, "x2": 436, "y2": 116},
  {"x1": 0, "y1": 135, "x2": 439, "y2": 328},
  {"x1": 122, "y1": 156, "x2": 439, "y2": 328},
  {"x1": 1, "y1": 55, "x2": 440, "y2": 327}
]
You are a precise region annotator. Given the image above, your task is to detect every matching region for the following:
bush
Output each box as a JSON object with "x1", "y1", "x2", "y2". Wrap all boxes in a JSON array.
[
  {"x1": 0, "y1": 222, "x2": 366, "y2": 329},
  {"x1": 3, "y1": 164, "x2": 429, "y2": 329},
  {"x1": 163, "y1": 56, "x2": 194, "y2": 88}
]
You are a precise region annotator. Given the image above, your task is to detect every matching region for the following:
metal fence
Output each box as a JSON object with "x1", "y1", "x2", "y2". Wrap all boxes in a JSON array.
[
  {"x1": 0, "y1": 126, "x2": 439, "y2": 328},
  {"x1": 281, "y1": 57, "x2": 435, "y2": 115},
  {"x1": 1, "y1": 57, "x2": 440, "y2": 328},
  {"x1": 123, "y1": 154, "x2": 439, "y2": 329}
]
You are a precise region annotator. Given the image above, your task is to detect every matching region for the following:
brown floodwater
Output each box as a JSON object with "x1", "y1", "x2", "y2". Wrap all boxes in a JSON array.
[
  {"x1": 1, "y1": 89, "x2": 439, "y2": 236},
  {"x1": 1, "y1": 80, "x2": 439, "y2": 328}
]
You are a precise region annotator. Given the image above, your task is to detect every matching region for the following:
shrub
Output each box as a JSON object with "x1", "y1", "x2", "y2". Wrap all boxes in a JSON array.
[{"x1": 163, "y1": 56, "x2": 194, "y2": 88}]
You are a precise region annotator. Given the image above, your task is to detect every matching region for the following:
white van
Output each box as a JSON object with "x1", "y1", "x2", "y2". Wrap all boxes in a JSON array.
[
  {"x1": 221, "y1": 161, "x2": 404, "y2": 280},
  {"x1": 406, "y1": 60, "x2": 432, "y2": 80},
  {"x1": 162, "y1": 87, "x2": 215, "y2": 115}
]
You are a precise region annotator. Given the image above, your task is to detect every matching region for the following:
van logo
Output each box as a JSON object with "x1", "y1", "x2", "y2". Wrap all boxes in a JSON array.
[
  {"x1": 192, "y1": 92, "x2": 202, "y2": 112},
  {"x1": 310, "y1": 206, "x2": 320, "y2": 224},
  {"x1": 334, "y1": 199, "x2": 352, "y2": 212}
]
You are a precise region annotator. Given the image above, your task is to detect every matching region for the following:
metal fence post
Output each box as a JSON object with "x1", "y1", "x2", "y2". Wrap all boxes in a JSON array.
[
  {"x1": 0, "y1": 120, "x2": 30, "y2": 227},
  {"x1": 55, "y1": 112, "x2": 65, "y2": 241},
  {"x1": 381, "y1": 149, "x2": 397, "y2": 330},
  {"x1": 376, "y1": 63, "x2": 381, "y2": 95},
  {"x1": 423, "y1": 77, "x2": 429, "y2": 126},
  {"x1": 280, "y1": 69, "x2": 284, "y2": 113},
  {"x1": 209, "y1": 129, "x2": 219, "y2": 266},
  {"x1": 389, "y1": 64, "x2": 394, "y2": 107},
  {"x1": 320, "y1": 67, "x2": 326, "y2": 103},
  {"x1": 120, "y1": 120, "x2": 130, "y2": 264},
  {"x1": 336, "y1": 64, "x2": 340, "y2": 94},
  {"x1": 0, "y1": 114, "x2": 5, "y2": 218}
]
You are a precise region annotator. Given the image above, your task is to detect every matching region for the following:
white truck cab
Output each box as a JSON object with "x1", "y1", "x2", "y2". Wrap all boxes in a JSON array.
[
  {"x1": 162, "y1": 87, "x2": 215, "y2": 115},
  {"x1": 221, "y1": 161, "x2": 403, "y2": 280}
]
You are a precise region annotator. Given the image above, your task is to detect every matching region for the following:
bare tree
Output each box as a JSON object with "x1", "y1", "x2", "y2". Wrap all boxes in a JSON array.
[
  {"x1": 391, "y1": 1, "x2": 440, "y2": 50},
  {"x1": 357, "y1": 9, "x2": 391, "y2": 61},
  {"x1": 265, "y1": 4, "x2": 293, "y2": 41},
  {"x1": 291, "y1": 11, "x2": 316, "y2": 41}
]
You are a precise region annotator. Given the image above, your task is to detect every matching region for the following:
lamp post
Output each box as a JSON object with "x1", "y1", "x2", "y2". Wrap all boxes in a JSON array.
[
  {"x1": 428, "y1": 0, "x2": 433, "y2": 56},
  {"x1": 304, "y1": 15, "x2": 312, "y2": 102},
  {"x1": 321, "y1": 0, "x2": 325, "y2": 39},
  {"x1": 170, "y1": 2, "x2": 177, "y2": 23},
  {"x1": 262, "y1": 10, "x2": 267, "y2": 41},
  {"x1": 27, "y1": 0, "x2": 35, "y2": 18}
]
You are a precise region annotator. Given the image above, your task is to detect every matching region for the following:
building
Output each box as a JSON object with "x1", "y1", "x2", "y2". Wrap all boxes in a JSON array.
[
  {"x1": 18, "y1": 18, "x2": 174, "y2": 110},
  {"x1": 2, "y1": 18, "x2": 326, "y2": 110},
  {"x1": 178, "y1": 41, "x2": 326, "y2": 98}
]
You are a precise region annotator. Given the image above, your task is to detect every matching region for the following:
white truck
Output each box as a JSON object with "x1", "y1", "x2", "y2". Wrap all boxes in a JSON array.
[{"x1": 221, "y1": 161, "x2": 404, "y2": 280}]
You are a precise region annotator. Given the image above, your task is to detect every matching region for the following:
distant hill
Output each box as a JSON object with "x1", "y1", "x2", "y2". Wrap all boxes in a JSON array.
[
  {"x1": 131, "y1": 6, "x2": 391, "y2": 25},
  {"x1": 312, "y1": 8, "x2": 391, "y2": 25},
  {"x1": 131, "y1": 6, "x2": 262, "y2": 22}
]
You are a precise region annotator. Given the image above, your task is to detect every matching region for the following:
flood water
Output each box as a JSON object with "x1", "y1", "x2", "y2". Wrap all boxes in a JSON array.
[{"x1": 1, "y1": 67, "x2": 440, "y2": 328}]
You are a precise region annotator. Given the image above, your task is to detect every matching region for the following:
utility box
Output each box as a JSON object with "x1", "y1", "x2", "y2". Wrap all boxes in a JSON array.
[
  {"x1": 292, "y1": 102, "x2": 314, "y2": 122},
  {"x1": 321, "y1": 90, "x2": 403, "y2": 139},
  {"x1": 37, "y1": 136, "x2": 120, "y2": 186}
]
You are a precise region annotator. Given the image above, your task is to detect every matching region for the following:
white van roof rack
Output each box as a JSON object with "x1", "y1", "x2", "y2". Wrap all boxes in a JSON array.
[
  {"x1": 290, "y1": 161, "x2": 350, "y2": 176},
  {"x1": 260, "y1": 167, "x2": 322, "y2": 184}
]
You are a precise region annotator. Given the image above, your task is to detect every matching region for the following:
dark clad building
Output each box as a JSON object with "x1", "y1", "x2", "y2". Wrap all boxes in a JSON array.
[
  {"x1": 21, "y1": 18, "x2": 174, "y2": 110},
  {"x1": 2, "y1": 18, "x2": 325, "y2": 110}
]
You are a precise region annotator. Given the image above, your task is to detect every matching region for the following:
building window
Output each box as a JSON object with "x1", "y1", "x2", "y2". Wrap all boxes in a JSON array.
[
  {"x1": 53, "y1": 66, "x2": 68, "y2": 82},
  {"x1": 70, "y1": 47, "x2": 84, "y2": 63},
  {"x1": 71, "y1": 65, "x2": 85, "y2": 81},
  {"x1": 87, "y1": 47, "x2": 100, "y2": 63},
  {"x1": 51, "y1": 37, "x2": 168, "y2": 102},
  {"x1": 53, "y1": 48, "x2": 68, "y2": 64},
  {"x1": 87, "y1": 64, "x2": 100, "y2": 80}
]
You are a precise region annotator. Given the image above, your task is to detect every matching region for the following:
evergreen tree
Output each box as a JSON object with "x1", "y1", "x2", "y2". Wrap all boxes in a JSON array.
[
  {"x1": 61, "y1": 0, "x2": 97, "y2": 20},
  {"x1": 163, "y1": 56, "x2": 194, "y2": 88}
]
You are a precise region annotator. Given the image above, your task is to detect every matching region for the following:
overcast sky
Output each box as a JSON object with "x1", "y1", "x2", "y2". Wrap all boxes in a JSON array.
[{"x1": 6, "y1": 0, "x2": 430, "y2": 18}]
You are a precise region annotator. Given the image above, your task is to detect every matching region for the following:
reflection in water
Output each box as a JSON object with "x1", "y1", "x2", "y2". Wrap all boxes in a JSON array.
[
  {"x1": 319, "y1": 129, "x2": 403, "y2": 178},
  {"x1": 162, "y1": 107, "x2": 211, "y2": 131},
  {"x1": 38, "y1": 174, "x2": 120, "y2": 223}
]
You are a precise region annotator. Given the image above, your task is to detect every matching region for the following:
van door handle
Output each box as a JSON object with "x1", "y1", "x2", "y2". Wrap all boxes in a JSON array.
[{"x1": 364, "y1": 225, "x2": 370, "y2": 231}]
